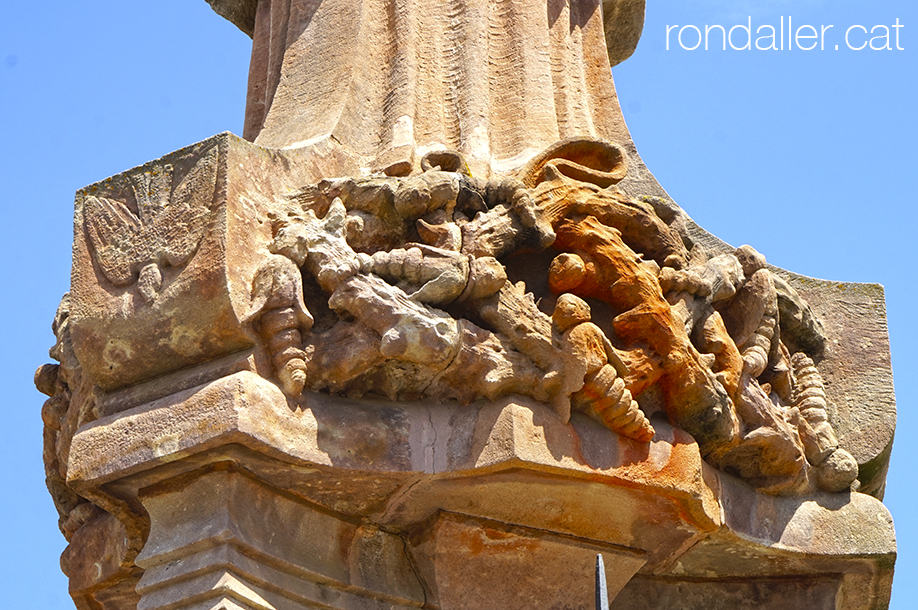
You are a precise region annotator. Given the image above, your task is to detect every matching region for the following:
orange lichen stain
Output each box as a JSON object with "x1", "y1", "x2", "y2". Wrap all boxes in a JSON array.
[
  {"x1": 336, "y1": 525, "x2": 357, "y2": 562},
  {"x1": 453, "y1": 525, "x2": 541, "y2": 557},
  {"x1": 570, "y1": 430, "x2": 720, "y2": 532},
  {"x1": 482, "y1": 528, "x2": 515, "y2": 541}
]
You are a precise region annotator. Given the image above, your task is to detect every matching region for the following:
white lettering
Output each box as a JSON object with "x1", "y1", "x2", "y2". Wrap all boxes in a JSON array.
[
  {"x1": 705, "y1": 25, "x2": 727, "y2": 51},
  {"x1": 756, "y1": 25, "x2": 778, "y2": 51},
  {"x1": 666, "y1": 25, "x2": 679, "y2": 51},
  {"x1": 870, "y1": 25, "x2": 892, "y2": 51},
  {"x1": 893, "y1": 18, "x2": 905, "y2": 51},
  {"x1": 847, "y1": 25, "x2": 869, "y2": 51},
  {"x1": 821, "y1": 25, "x2": 835, "y2": 51},
  {"x1": 795, "y1": 25, "x2": 819, "y2": 51},
  {"x1": 729, "y1": 17, "x2": 753, "y2": 51},
  {"x1": 679, "y1": 25, "x2": 703, "y2": 51}
]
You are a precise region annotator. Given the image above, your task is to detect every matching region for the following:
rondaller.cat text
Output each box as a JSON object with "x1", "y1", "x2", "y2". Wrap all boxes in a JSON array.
[{"x1": 666, "y1": 17, "x2": 905, "y2": 52}]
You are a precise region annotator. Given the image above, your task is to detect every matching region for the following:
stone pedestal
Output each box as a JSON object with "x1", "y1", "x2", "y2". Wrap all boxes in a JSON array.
[
  {"x1": 135, "y1": 471, "x2": 426, "y2": 609},
  {"x1": 59, "y1": 371, "x2": 893, "y2": 609},
  {"x1": 37, "y1": 2, "x2": 897, "y2": 607}
]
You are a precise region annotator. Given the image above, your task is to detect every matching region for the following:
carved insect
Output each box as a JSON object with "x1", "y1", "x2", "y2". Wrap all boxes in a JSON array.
[
  {"x1": 357, "y1": 245, "x2": 507, "y2": 305},
  {"x1": 271, "y1": 198, "x2": 361, "y2": 294},
  {"x1": 790, "y1": 352, "x2": 859, "y2": 491},
  {"x1": 791, "y1": 352, "x2": 837, "y2": 463},
  {"x1": 553, "y1": 294, "x2": 655, "y2": 442},
  {"x1": 454, "y1": 174, "x2": 556, "y2": 259},
  {"x1": 83, "y1": 145, "x2": 219, "y2": 303},
  {"x1": 729, "y1": 247, "x2": 780, "y2": 379},
  {"x1": 243, "y1": 254, "x2": 314, "y2": 396},
  {"x1": 574, "y1": 364, "x2": 655, "y2": 442}
]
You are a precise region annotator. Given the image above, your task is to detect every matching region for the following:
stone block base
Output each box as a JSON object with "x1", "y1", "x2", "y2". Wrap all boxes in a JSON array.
[{"x1": 60, "y1": 371, "x2": 894, "y2": 608}]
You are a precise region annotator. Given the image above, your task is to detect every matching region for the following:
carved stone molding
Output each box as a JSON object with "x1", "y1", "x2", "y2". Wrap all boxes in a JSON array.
[{"x1": 60, "y1": 372, "x2": 893, "y2": 608}]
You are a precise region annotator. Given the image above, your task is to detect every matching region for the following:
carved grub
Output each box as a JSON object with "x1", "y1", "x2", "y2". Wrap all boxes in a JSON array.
[
  {"x1": 544, "y1": 210, "x2": 738, "y2": 454},
  {"x1": 791, "y1": 353, "x2": 859, "y2": 492},
  {"x1": 660, "y1": 243, "x2": 857, "y2": 493},
  {"x1": 244, "y1": 254, "x2": 314, "y2": 396},
  {"x1": 526, "y1": 140, "x2": 856, "y2": 494},
  {"x1": 357, "y1": 245, "x2": 506, "y2": 305},
  {"x1": 553, "y1": 294, "x2": 654, "y2": 441}
]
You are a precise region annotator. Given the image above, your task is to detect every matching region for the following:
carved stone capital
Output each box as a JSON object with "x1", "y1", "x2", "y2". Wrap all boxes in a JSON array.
[{"x1": 36, "y1": 131, "x2": 896, "y2": 606}]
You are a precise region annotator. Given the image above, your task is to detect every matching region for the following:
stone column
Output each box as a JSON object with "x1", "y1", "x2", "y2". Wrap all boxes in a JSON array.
[
  {"x1": 134, "y1": 470, "x2": 425, "y2": 609},
  {"x1": 36, "y1": 2, "x2": 897, "y2": 607}
]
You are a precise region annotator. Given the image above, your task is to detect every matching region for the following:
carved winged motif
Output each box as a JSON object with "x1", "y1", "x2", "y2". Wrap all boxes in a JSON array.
[{"x1": 83, "y1": 146, "x2": 219, "y2": 302}]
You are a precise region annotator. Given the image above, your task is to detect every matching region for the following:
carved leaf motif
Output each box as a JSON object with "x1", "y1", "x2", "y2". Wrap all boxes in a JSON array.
[{"x1": 84, "y1": 146, "x2": 219, "y2": 296}]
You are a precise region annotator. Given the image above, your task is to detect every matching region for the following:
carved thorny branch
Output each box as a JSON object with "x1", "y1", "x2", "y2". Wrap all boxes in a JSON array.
[{"x1": 234, "y1": 138, "x2": 856, "y2": 495}]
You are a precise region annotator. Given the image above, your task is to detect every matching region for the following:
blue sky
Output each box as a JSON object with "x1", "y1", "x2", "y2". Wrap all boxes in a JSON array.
[{"x1": 0, "y1": 1, "x2": 914, "y2": 607}]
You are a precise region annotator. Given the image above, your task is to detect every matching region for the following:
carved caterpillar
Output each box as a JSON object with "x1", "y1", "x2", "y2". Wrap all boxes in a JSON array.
[
  {"x1": 741, "y1": 274, "x2": 779, "y2": 378},
  {"x1": 573, "y1": 364, "x2": 655, "y2": 442},
  {"x1": 791, "y1": 352, "x2": 839, "y2": 464},
  {"x1": 260, "y1": 307, "x2": 309, "y2": 396},
  {"x1": 358, "y1": 246, "x2": 506, "y2": 305},
  {"x1": 742, "y1": 318, "x2": 775, "y2": 378},
  {"x1": 359, "y1": 247, "x2": 458, "y2": 289},
  {"x1": 792, "y1": 353, "x2": 828, "y2": 416},
  {"x1": 245, "y1": 255, "x2": 314, "y2": 396}
]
